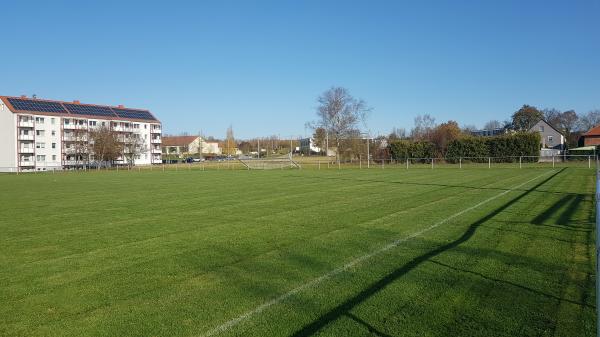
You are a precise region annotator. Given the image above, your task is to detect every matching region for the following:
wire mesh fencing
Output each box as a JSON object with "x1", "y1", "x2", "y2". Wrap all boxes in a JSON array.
[{"x1": 1, "y1": 154, "x2": 597, "y2": 174}]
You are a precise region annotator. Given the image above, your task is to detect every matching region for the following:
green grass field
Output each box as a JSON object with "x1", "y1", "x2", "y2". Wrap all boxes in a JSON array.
[{"x1": 0, "y1": 167, "x2": 596, "y2": 336}]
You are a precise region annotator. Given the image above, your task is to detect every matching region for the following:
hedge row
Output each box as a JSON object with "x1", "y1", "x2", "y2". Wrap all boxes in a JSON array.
[
  {"x1": 388, "y1": 140, "x2": 435, "y2": 162},
  {"x1": 389, "y1": 132, "x2": 541, "y2": 163}
]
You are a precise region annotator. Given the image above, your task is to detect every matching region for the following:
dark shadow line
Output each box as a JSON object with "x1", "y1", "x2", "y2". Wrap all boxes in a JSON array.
[
  {"x1": 284, "y1": 172, "x2": 590, "y2": 198},
  {"x1": 427, "y1": 259, "x2": 594, "y2": 309},
  {"x1": 289, "y1": 169, "x2": 564, "y2": 337},
  {"x1": 344, "y1": 312, "x2": 394, "y2": 337}
]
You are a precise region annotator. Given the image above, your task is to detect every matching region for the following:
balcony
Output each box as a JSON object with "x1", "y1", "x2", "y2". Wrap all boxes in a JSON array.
[
  {"x1": 151, "y1": 125, "x2": 161, "y2": 133},
  {"x1": 113, "y1": 126, "x2": 132, "y2": 132},
  {"x1": 18, "y1": 120, "x2": 34, "y2": 128},
  {"x1": 63, "y1": 123, "x2": 87, "y2": 130},
  {"x1": 64, "y1": 135, "x2": 88, "y2": 142},
  {"x1": 19, "y1": 147, "x2": 34, "y2": 154},
  {"x1": 18, "y1": 134, "x2": 34, "y2": 141},
  {"x1": 19, "y1": 161, "x2": 34, "y2": 167},
  {"x1": 152, "y1": 148, "x2": 162, "y2": 154},
  {"x1": 151, "y1": 137, "x2": 161, "y2": 144}
]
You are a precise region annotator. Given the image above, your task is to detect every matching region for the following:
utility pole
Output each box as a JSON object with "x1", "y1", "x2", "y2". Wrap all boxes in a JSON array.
[{"x1": 367, "y1": 137, "x2": 370, "y2": 169}]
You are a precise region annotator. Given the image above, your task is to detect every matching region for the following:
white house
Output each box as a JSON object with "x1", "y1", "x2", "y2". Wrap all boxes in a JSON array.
[
  {"x1": 162, "y1": 136, "x2": 221, "y2": 156},
  {"x1": 0, "y1": 95, "x2": 162, "y2": 172}
]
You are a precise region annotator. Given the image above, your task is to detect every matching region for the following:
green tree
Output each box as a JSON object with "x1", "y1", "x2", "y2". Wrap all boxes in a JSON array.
[{"x1": 512, "y1": 104, "x2": 543, "y2": 131}]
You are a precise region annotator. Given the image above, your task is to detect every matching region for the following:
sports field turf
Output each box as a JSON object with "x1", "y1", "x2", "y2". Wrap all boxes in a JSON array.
[{"x1": 0, "y1": 167, "x2": 596, "y2": 336}]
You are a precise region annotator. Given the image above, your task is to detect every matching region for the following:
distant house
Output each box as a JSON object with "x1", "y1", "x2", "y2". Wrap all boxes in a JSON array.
[
  {"x1": 162, "y1": 136, "x2": 221, "y2": 157},
  {"x1": 299, "y1": 138, "x2": 321, "y2": 154},
  {"x1": 299, "y1": 137, "x2": 336, "y2": 156},
  {"x1": 470, "y1": 128, "x2": 506, "y2": 137},
  {"x1": 581, "y1": 125, "x2": 600, "y2": 146},
  {"x1": 528, "y1": 120, "x2": 565, "y2": 150}
]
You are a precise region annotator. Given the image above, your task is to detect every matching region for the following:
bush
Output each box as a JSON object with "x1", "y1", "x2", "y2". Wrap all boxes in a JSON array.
[
  {"x1": 393, "y1": 132, "x2": 541, "y2": 163},
  {"x1": 389, "y1": 140, "x2": 435, "y2": 162}
]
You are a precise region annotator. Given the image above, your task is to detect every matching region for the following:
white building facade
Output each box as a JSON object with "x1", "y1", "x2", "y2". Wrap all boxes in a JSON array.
[{"x1": 0, "y1": 95, "x2": 162, "y2": 172}]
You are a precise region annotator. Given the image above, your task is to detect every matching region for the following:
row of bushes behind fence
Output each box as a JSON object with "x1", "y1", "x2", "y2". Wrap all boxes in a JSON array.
[{"x1": 389, "y1": 132, "x2": 543, "y2": 163}]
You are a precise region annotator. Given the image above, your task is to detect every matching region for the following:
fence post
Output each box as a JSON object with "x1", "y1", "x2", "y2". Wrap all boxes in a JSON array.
[
  {"x1": 589, "y1": 155, "x2": 591, "y2": 169},
  {"x1": 359, "y1": 157, "x2": 362, "y2": 169},
  {"x1": 431, "y1": 158, "x2": 434, "y2": 169},
  {"x1": 162, "y1": 164, "x2": 165, "y2": 172},
  {"x1": 406, "y1": 158, "x2": 409, "y2": 169},
  {"x1": 382, "y1": 159, "x2": 384, "y2": 169},
  {"x1": 319, "y1": 161, "x2": 321, "y2": 170},
  {"x1": 519, "y1": 156, "x2": 522, "y2": 169},
  {"x1": 459, "y1": 157, "x2": 462, "y2": 169},
  {"x1": 338, "y1": 160, "x2": 341, "y2": 170},
  {"x1": 552, "y1": 155, "x2": 555, "y2": 168},
  {"x1": 488, "y1": 157, "x2": 491, "y2": 169}
]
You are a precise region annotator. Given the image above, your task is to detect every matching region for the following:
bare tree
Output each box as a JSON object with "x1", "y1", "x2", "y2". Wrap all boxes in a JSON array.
[
  {"x1": 555, "y1": 110, "x2": 578, "y2": 141},
  {"x1": 309, "y1": 87, "x2": 370, "y2": 162},
  {"x1": 388, "y1": 127, "x2": 406, "y2": 141},
  {"x1": 578, "y1": 109, "x2": 600, "y2": 131},
  {"x1": 123, "y1": 133, "x2": 148, "y2": 168},
  {"x1": 461, "y1": 124, "x2": 477, "y2": 134},
  {"x1": 542, "y1": 108, "x2": 562, "y2": 126},
  {"x1": 411, "y1": 114, "x2": 436, "y2": 140},
  {"x1": 483, "y1": 120, "x2": 502, "y2": 130},
  {"x1": 89, "y1": 125, "x2": 122, "y2": 169}
]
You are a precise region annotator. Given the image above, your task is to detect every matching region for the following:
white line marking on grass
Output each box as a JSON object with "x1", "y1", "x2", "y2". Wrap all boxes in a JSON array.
[{"x1": 199, "y1": 170, "x2": 554, "y2": 337}]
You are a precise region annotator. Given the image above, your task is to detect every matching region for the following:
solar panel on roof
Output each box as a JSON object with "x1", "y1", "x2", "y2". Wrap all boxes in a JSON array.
[
  {"x1": 7, "y1": 98, "x2": 67, "y2": 114},
  {"x1": 113, "y1": 108, "x2": 156, "y2": 121},
  {"x1": 64, "y1": 103, "x2": 115, "y2": 117}
]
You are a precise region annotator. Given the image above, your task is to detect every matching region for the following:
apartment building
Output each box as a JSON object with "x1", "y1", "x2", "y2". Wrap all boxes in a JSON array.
[{"x1": 0, "y1": 95, "x2": 162, "y2": 172}]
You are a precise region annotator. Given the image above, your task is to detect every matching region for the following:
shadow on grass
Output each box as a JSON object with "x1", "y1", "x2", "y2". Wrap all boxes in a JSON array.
[
  {"x1": 427, "y1": 259, "x2": 594, "y2": 309},
  {"x1": 286, "y1": 169, "x2": 590, "y2": 198},
  {"x1": 289, "y1": 169, "x2": 565, "y2": 337}
]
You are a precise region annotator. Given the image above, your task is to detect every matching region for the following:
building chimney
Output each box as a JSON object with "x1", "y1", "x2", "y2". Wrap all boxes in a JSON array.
[
  {"x1": 20, "y1": 95, "x2": 27, "y2": 98},
  {"x1": 118, "y1": 104, "x2": 124, "y2": 108},
  {"x1": 73, "y1": 100, "x2": 80, "y2": 104}
]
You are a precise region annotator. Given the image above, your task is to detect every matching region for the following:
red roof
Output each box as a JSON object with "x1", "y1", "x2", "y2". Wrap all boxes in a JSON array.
[
  {"x1": 162, "y1": 136, "x2": 198, "y2": 146},
  {"x1": 583, "y1": 125, "x2": 600, "y2": 137}
]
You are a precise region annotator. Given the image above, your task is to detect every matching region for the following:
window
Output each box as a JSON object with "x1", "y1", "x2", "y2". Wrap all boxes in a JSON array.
[
  {"x1": 101, "y1": 121, "x2": 106, "y2": 126},
  {"x1": 52, "y1": 143, "x2": 56, "y2": 149},
  {"x1": 35, "y1": 117, "x2": 45, "y2": 123},
  {"x1": 89, "y1": 121, "x2": 97, "y2": 126},
  {"x1": 51, "y1": 131, "x2": 56, "y2": 136},
  {"x1": 52, "y1": 155, "x2": 56, "y2": 161},
  {"x1": 36, "y1": 155, "x2": 46, "y2": 161},
  {"x1": 64, "y1": 119, "x2": 70, "y2": 125},
  {"x1": 36, "y1": 142, "x2": 45, "y2": 149},
  {"x1": 36, "y1": 130, "x2": 45, "y2": 137},
  {"x1": 51, "y1": 118, "x2": 55, "y2": 125},
  {"x1": 23, "y1": 129, "x2": 29, "y2": 135},
  {"x1": 548, "y1": 136, "x2": 553, "y2": 143},
  {"x1": 539, "y1": 125, "x2": 544, "y2": 132}
]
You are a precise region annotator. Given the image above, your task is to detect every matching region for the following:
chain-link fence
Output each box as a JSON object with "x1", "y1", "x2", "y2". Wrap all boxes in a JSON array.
[{"x1": 1, "y1": 154, "x2": 597, "y2": 174}]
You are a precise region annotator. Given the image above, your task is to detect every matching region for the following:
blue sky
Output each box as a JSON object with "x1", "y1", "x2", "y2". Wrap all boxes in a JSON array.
[{"x1": 1, "y1": 0, "x2": 598, "y2": 139}]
